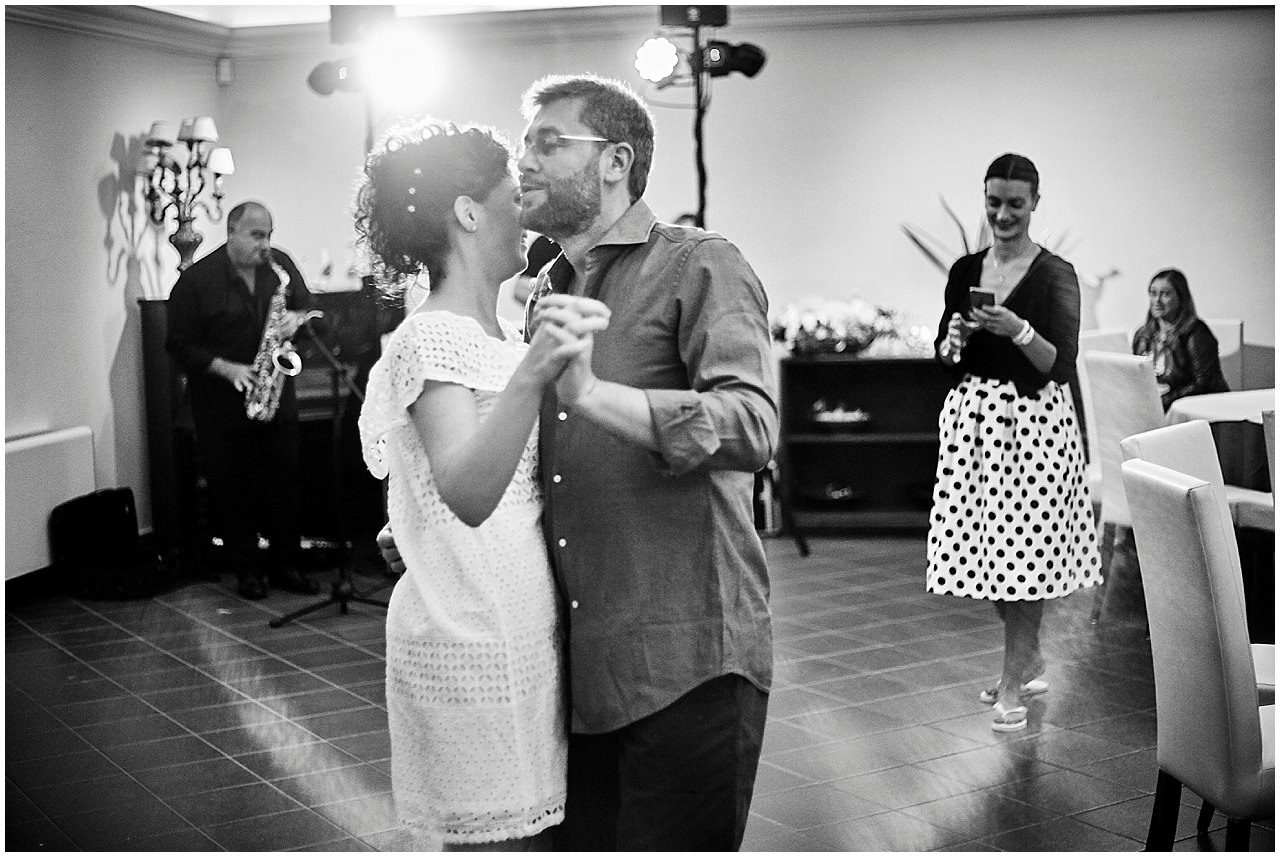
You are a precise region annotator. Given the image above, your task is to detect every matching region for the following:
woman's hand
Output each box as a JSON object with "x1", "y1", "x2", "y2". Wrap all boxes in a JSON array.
[
  {"x1": 941, "y1": 312, "x2": 975, "y2": 362},
  {"x1": 527, "y1": 295, "x2": 610, "y2": 388},
  {"x1": 971, "y1": 305, "x2": 1025, "y2": 339}
]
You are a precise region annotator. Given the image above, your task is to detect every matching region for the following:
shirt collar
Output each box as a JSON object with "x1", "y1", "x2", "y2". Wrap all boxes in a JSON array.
[{"x1": 591, "y1": 198, "x2": 658, "y2": 251}]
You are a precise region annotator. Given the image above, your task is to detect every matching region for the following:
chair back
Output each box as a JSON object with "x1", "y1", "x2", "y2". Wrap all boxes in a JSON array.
[
  {"x1": 1204, "y1": 317, "x2": 1244, "y2": 390},
  {"x1": 1120, "y1": 420, "x2": 1228, "y2": 495},
  {"x1": 1084, "y1": 352, "x2": 1165, "y2": 526},
  {"x1": 1263, "y1": 409, "x2": 1275, "y2": 492},
  {"x1": 1121, "y1": 459, "x2": 1266, "y2": 817},
  {"x1": 1077, "y1": 328, "x2": 1132, "y2": 466}
]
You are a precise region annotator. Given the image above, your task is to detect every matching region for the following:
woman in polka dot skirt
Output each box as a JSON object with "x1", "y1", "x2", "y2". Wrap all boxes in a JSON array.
[{"x1": 927, "y1": 153, "x2": 1102, "y2": 733}]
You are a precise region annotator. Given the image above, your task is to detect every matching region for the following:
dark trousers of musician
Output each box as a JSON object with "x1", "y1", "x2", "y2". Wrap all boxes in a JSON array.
[{"x1": 194, "y1": 415, "x2": 304, "y2": 583}]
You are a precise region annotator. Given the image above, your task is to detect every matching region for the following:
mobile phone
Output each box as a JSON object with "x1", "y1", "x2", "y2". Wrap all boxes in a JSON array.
[{"x1": 969, "y1": 288, "x2": 996, "y2": 309}]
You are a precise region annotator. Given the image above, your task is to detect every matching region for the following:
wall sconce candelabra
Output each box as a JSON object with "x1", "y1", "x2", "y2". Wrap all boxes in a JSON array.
[{"x1": 140, "y1": 116, "x2": 234, "y2": 272}]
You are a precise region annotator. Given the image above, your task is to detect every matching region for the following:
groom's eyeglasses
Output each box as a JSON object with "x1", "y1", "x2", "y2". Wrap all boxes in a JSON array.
[{"x1": 518, "y1": 132, "x2": 615, "y2": 161}]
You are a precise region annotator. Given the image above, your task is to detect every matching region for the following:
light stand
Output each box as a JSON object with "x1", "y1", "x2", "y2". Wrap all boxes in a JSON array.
[
  {"x1": 269, "y1": 323, "x2": 393, "y2": 628},
  {"x1": 691, "y1": 24, "x2": 709, "y2": 228}
]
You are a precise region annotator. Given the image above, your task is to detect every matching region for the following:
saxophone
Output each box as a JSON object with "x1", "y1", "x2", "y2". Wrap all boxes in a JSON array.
[{"x1": 244, "y1": 262, "x2": 317, "y2": 421}]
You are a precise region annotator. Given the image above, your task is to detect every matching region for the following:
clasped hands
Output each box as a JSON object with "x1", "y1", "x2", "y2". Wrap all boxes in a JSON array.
[
  {"x1": 944, "y1": 305, "x2": 1027, "y2": 360},
  {"x1": 529, "y1": 294, "x2": 611, "y2": 407}
]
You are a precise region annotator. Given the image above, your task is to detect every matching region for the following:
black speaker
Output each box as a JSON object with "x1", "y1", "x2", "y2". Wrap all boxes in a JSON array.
[
  {"x1": 330, "y1": 5, "x2": 395, "y2": 44},
  {"x1": 661, "y1": 5, "x2": 728, "y2": 27}
]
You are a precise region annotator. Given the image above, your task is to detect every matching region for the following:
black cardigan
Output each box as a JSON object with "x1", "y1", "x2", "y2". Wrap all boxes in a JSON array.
[{"x1": 934, "y1": 247, "x2": 1081, "y2": 397}]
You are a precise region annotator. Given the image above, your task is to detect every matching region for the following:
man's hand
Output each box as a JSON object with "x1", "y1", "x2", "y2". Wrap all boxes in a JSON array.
[
  {"x1": 378, "y1": 525, "x2": 406, "y2": 576},
  {"x1": 211, "y1": 357, "x2": 255, "y2": 393}
]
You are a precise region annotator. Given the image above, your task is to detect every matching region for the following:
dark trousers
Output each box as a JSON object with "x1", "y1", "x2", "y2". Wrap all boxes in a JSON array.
[
  {"x1": 554, "y1": 673, "x2": 768, "y2": 851},
  {"x1": 194, "y1": 416, "x2": 303, "y2": 580}
]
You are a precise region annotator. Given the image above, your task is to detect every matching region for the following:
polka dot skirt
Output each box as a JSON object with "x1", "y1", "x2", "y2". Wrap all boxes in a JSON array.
[{"x1": 926, "y1": 375, "x2": 1102, "y2": 602}]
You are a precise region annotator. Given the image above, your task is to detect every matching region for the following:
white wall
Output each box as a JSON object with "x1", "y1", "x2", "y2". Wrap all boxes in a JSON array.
[
  {"x1": 5, "y1": 5, "x2": 1274, "y2": 533},
  {"x1": 5, "y1": 13, "x2": 223, "y2": 532}
]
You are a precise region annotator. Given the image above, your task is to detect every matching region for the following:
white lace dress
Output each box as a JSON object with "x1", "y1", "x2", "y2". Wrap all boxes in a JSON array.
[{"x1": 358, "y1": 310, "x2": 566, "y2": 847}]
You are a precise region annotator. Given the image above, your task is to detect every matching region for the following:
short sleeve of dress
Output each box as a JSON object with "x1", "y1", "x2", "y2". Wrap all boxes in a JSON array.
[{"x1": 358, "y1": 312, "x2": 508, "y2": 479}]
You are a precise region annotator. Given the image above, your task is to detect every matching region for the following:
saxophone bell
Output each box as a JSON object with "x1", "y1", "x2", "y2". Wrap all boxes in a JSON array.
[{"x1": 271, "y1": 343, "x2": 303, "y2": 377}]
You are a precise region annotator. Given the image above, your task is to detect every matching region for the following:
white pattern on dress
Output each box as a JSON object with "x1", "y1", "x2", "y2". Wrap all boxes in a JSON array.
[
  {"x1": 358, "y1": 310, "x2": 566, "y2": 846},
  {"x1": 926, "y1": 376, "x2": 1102, "y2": 602}
]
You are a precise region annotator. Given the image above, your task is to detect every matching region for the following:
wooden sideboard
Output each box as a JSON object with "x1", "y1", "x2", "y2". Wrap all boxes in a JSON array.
[{"x1": 779, "y1": 355, "x2": 952, "y2": 532}]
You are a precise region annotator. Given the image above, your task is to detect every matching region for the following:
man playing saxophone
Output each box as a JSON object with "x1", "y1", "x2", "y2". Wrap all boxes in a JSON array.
[{"x1": 167, "y1": 200, "x2": 321, "y2": 600}]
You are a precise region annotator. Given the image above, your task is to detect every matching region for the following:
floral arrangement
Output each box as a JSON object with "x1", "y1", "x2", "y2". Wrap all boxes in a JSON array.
[{"x1": 771, "y1": 298, "x2": 931, "y2": 357}]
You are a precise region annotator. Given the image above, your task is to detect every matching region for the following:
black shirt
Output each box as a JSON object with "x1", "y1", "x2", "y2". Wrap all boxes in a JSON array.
[{"x1": 166, "y1": 245, "x2": 312, "y2": 425}]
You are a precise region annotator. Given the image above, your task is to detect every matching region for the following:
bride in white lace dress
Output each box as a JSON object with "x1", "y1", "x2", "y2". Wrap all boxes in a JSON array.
[{"x1": 354, "y1": 121, "x2": 608, "y2": 851}]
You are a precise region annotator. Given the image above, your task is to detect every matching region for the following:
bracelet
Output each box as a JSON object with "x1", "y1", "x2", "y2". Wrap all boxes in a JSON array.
[{"x1": 1012, "y1": 320, "x2": 1035, "y2": 346}]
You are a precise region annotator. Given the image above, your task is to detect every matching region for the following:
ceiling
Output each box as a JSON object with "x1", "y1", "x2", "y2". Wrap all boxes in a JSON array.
[{"x1": 142, "y1": 3, "x2": 603, "y2": 29}]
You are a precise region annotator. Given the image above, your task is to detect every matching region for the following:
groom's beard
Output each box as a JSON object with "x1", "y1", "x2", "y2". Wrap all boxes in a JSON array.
[{"x1": 521, "y1": 158, "x2": 602, "y2": 240}]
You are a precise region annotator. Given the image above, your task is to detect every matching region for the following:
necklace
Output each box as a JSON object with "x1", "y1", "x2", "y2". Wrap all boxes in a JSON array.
[{"x1": 991, "y1": 245, "x2": 1035, "y2": 284}]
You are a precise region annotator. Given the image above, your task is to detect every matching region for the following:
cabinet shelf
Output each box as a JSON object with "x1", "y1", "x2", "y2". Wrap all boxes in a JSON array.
[{"x1": 779, "y1": 355, "x2": 952, "y2": 534}]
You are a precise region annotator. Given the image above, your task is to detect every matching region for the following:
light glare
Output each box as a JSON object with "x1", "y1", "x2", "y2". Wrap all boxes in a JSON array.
[
  {"x1": 359, "y1": 28, "x2": 443, "y2": 112},
  {"x1": 635, "y1": 37, "x2": 680, "y2": 83}
]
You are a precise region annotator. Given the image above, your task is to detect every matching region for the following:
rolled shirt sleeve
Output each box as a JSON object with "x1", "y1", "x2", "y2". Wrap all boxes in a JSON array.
[{"x1": 645, "y1": 238, "x2": 778, "y2": 476}]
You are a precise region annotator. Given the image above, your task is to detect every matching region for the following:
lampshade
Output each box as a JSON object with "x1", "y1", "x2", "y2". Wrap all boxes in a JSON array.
[
  {"x1": 206, "y1": 147, "x2": 235, "y2": 176},
  {"x1": 176, "y1": 117, "x2": 196, "y2": 142},
  {"x1": 145, "y1": 120, "x2": 175, "y2": 147},
  {"x1": 190, "y1": 116, "x2": 219, "y2": 142}
]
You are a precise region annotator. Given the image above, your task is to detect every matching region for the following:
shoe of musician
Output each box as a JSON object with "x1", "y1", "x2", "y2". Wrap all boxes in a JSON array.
[
  {"x1": 237, "y1": 575, "x2": 268, "y2": 600},
  {"x1": 268, "y1": 568, "x2": 320, "y2": 595}
]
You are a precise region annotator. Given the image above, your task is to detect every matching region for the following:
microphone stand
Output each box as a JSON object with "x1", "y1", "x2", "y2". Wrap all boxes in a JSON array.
[{"x1": 270, "y1": 320, "x2": 393, "y2": 628}]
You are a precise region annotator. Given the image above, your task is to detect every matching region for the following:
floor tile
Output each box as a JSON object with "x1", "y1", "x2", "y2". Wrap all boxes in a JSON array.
[
  {"x1": 802, "y1": 808, "x2": 971, "y2": 851},
  {"x1": 54, "y1": 796, "x2": 195, "y2": 849},
  {"x1": 201, "y1": 806, "x2": 349, "y2": 850},
  {"x1": 829, "y1": 762, "x2": 977, "y2": 809},
  {"x1": 4, "y1": 816, "x2": 80, "y2": 851},
  {"x1": 979, "y1": 813, "x2": 1144, "y2": 851},
  {"x1": 898, "y1": 786, "x2": 1058, "y2": 834},
  {"x1": 22, "y1": 771, "x2": 157, "y2": 818},
  {"x1": 132, "y1": 756, "x2": 262, "y2": 796},
  {"x1": 164, "y1": 781, "x2": 305, "y2": 826},
  {"x1": 750, "y1": 782, "x2": 888, "y2": 829}
]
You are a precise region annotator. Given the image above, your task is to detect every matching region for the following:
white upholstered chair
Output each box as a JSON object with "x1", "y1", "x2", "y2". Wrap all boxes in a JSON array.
[
  {"x1": 1121, "y1": 459, "x2": 1274, "y2": 850},
  {"x1": 1120, "y1": 420, "x2": 1273, "y2": 534},
  {"x1": 1083, "y1": 352, "x2": 1166, "y2": 623},
  {"x1": 1085, "y1": 352, "x2": 1165, "y2": 530},
  {"x1": 1076, "y1": 328, "x2": 1132, "y2": 508},
  {"x1": 1120, "y1": 421, "x2": 1275, "y2": 704}
]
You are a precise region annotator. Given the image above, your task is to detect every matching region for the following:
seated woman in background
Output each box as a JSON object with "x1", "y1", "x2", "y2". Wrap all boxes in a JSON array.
[{"x1": 1131, "y1": 268, "x2": 1229, "y2": 410}]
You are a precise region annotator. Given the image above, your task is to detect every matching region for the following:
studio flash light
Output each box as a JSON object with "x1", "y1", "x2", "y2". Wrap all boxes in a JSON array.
[
  {"x1": 703, "y1": 41, "x2": 766, "y2": 78},
  {"x1": 307, "y1": 58, "x2": 361, "y2": 96}
]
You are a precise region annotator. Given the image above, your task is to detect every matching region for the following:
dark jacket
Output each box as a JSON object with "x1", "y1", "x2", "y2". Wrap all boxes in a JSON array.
[{"x1": 1132, "y1": 318, "x2": 1229, "y2": 410}]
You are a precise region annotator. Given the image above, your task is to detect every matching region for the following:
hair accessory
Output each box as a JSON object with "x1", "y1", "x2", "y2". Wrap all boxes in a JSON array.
[
  {"x1": 413, "y1": 167, "x2": 422, "y2": 175},
  {"x1": 407, "y1": 187, "x2": 416, "y2": 195},
  {"x1": 407, "y1": 204, "x2": 416, "y2": 213}
]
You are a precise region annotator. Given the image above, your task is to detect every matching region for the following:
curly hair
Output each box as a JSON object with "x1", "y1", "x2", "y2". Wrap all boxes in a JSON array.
[{"x1": 353, "y1": 120, "x2": 512, "y2": 300}]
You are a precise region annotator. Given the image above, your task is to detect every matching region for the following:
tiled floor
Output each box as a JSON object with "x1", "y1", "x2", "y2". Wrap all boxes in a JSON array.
[{"x1": 6, "y1": 535, "x2": 1274, "y2": 851}]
